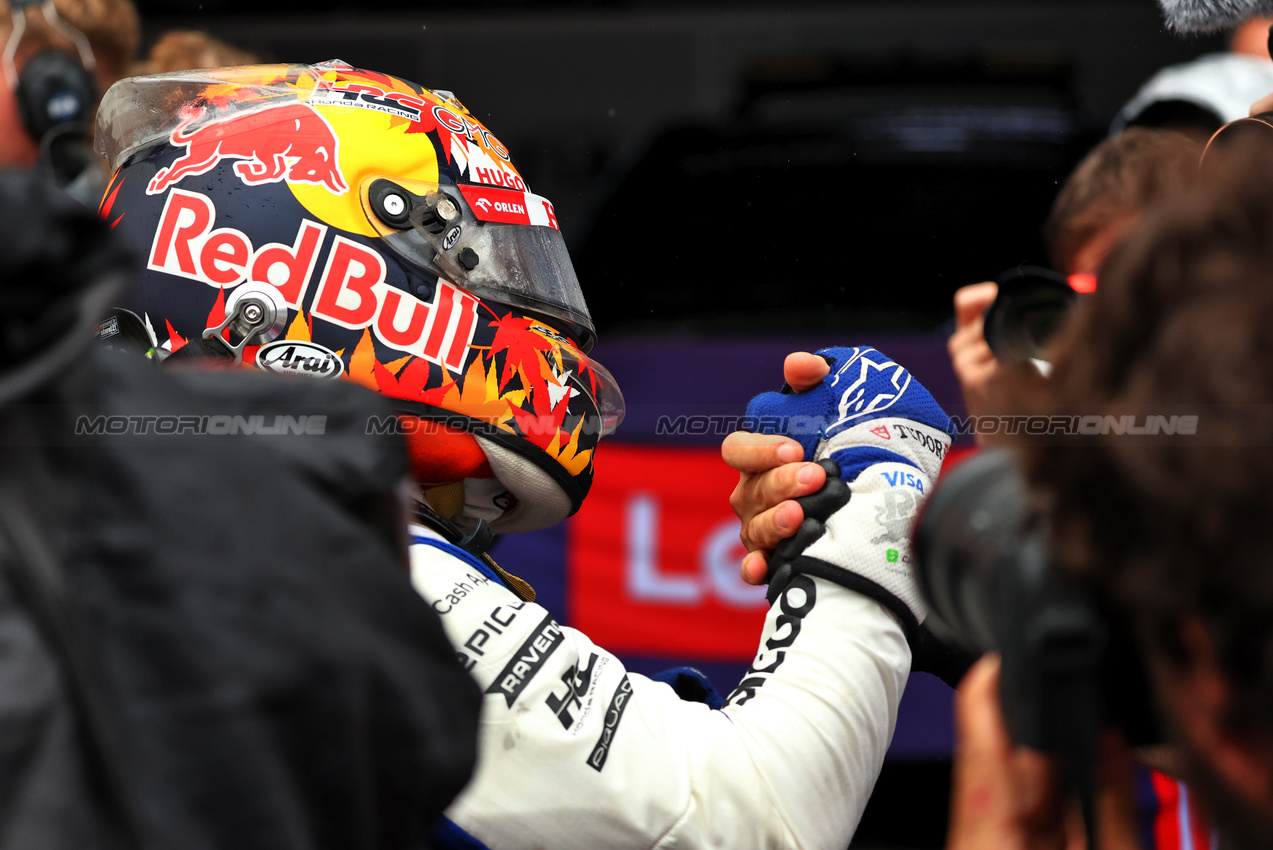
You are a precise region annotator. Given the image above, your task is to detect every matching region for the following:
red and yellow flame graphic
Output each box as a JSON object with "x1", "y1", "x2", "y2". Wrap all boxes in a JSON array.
[{"x1": 236, "y1": 300, "x2": 596, "y2": 476}]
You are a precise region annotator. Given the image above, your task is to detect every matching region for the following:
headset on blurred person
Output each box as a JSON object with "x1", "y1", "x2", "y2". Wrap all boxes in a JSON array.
[{"x1": 3, "y1": 0, "x2": 101, "y2": 198}]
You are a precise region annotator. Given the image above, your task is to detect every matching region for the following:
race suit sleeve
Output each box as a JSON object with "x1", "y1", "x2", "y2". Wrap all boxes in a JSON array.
[{"x1": 410, "y1": 528, "x2": 909, "y2": 850}]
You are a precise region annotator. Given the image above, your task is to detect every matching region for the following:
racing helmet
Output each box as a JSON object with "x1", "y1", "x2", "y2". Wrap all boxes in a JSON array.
[{"x1": 94, "y1": 60, "x2": 624, "y2": 532}]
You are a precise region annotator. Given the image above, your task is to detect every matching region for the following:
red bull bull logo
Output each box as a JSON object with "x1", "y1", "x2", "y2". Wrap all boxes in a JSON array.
[{"x1": 147, "y1": 103, "x2": 349, "y2": 196}]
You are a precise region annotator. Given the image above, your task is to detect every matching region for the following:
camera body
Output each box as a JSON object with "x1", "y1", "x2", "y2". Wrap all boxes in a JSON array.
[{"x1": 914, "y1": 450, "x2": 1160, "y2": 754}]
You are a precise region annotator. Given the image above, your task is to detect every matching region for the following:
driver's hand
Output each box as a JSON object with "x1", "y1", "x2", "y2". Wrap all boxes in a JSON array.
[{"x1": 721, "y1": 353, "x2": 830, "y2": 585}]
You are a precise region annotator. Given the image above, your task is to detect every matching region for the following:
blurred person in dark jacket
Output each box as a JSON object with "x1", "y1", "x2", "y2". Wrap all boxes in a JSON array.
[{"x1": 0, "y1": 167, "x2": 479, "y2": 849}]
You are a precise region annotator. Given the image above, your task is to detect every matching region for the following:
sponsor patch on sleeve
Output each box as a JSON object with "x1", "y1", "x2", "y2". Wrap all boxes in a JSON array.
[
  {"x1": 587, "y1": 675, "x2": 633, "y2": 771},
  {"x1": 484, "y1": 613, "x2": 564, "y2": 708}
]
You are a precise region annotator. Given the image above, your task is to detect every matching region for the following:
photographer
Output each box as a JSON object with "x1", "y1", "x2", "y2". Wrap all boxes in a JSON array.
[
  {"x1": 947, "y1": 128, "x2": 1200, "y2": 440},
  {"x1": 947, "y1": 135, "x2": 1273, "y2": 848},
  {"x1": 0, "y1": 0, "x2": 138, "y2": 199}
]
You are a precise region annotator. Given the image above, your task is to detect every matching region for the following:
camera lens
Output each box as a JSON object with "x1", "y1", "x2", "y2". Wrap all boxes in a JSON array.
[
  {"x1": 913, "y1": 449, "x2": 1030, "y2": 653},
  {"x1": 983, "y1": 266, "x2": 1077, "y2": 372}
]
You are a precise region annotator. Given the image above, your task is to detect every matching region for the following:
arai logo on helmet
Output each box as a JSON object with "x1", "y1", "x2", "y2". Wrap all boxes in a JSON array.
[
  {"x1": 442, "y1": 225, "x2": 462, "y2": 250},
  {"x1": 256, "y1": 340, "x2": 345, "y2": 379}
]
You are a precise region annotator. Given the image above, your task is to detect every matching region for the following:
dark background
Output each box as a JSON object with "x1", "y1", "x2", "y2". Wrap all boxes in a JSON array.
[
  {"x1": 127, "y1": 4, "x2": 1226, "y2": 846},
  {"x1": 134, "y1": 1, "x2": 1224, "y2": 339}
]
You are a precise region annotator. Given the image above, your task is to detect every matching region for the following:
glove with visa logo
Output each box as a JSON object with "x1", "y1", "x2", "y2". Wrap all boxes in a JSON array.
[{"x1": 745, "y1": 346, "x2": 955, "y2": 640}]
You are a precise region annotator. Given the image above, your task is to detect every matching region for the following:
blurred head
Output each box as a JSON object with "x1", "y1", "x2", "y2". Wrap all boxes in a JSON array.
[
  {"x1": 0, "y1": 0, "x2": 139, "y2": 86},
  {"x1": 129, "y1": 30, "x2": 259, "y2": 77},
  {"x1": 96, "y1": 61, "x2": 623, "y2": 533},
  {"x1": 1159, "y1": 0, "x2": 1273, "y2": 34},
  {"x1": 1020, "y1": 136, "x2": 1273, "y2": 842},
  {"x1": 1045, "y1": 127, "x2": 1202, "y2": 275},
  {"x1": 0, "y1": 0, "x2": 138, "y2": 167},
  {"x1": 1229, "y1": 15, "x2": 1273, "y2": 57}
]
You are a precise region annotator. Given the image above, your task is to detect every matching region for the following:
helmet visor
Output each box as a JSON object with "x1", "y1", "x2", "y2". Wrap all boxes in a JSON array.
[
  {"x1": 559, "y1": 346, "x2": 625, "y2": 438},
  {"x1": 363, "y1": 178, "x2": 597, "y2": 351},
  {"x1": 96, "y1": 64, "x2": 332, "y2": 169}
]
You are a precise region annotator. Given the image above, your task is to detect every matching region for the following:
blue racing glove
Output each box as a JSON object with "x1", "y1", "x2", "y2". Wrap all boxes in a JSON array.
[{"x1": 746, "y1": 346, "x2": 955, "y2": 639}]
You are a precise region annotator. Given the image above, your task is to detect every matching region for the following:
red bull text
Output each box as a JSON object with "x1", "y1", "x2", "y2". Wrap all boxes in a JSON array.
[{"x1": 147, "y1": 188, "x2": 478, "y2": 370}]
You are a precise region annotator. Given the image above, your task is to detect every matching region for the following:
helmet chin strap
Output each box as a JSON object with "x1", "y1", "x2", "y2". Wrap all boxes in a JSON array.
[
  {"x1": 422, "y1": 481, "x2": 466, "y2": 518},
  {"x1": 411, "y1": 485, "x2": 536, "y2": 603},
  {"x1": 420, "y1": 479, "x2": 506, "y2": 520},
  {"x1": 419, "y1": 478, "x2": 514, "y2": 531},
  {"x1": 398, "y1": 415, "x2": 575, "y2": 533}
]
